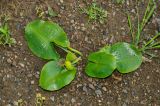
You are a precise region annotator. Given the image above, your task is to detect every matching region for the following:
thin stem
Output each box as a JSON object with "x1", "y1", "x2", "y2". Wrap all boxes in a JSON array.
[
  {"x1": 136, "y1": 3, "x2": 141, "y2": 46},
  {"x1": 150, "y1": 41, "x2": 160, "y2": 47},
  {"x1": 141, "y1": 5, "x2": 156, "y2": 31},
  {"x1": 72, "y1": 57, "x2": 82, "y2": 64},
  {"x1": 144, "y1": 51, "x2": 157, "y2": 58},
  {"x1": 141, "y1": 0, "x2": 151, "y2": 30},
  {"x1": 144, "y1": 33, "x2": 160, "y2": 47},
  {"x1": 127, "y1": 14, "x2": 134, "y2": 43},
  {"x1": 68, "y1": 47, "x2": 83, "y2": 56},
  {"x1": 55, "y1": 43, "x2": 82, "y2": 56},
  {"x1": 150, "y1": 45, "x2": 160, "y2": 49}
]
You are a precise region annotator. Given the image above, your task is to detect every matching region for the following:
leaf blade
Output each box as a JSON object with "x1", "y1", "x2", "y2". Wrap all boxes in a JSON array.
[
  {"x1": 110, "y1": 42, "x2": 142, "y2": 73},
  {"x1": 85, "y1": 52, "x2": 116, "y2": 78},
  {"x1": 25, "y1": 20, "x2": 70, "y2": 60},
  {"x1": 39, "y1": 61, "x2": 76, "y2": 91}
]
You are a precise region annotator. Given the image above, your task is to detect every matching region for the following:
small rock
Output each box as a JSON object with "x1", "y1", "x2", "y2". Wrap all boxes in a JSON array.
[
  {"x1": 109, "y1": 36, "x2": 114, "y2": 43},
  {"x1": 98, "y1": 100, "x2": 102, "y2": 102},
  {"x1": 12, "y1": 61, "x2": 17, "y2": 66},
  {"x1": 6, "y1": 74, "x2": 10, "y2": 78},
  {"x1": 60, "y1": 0, "x2": 63, "y2": 3},
  {"x1": 122, "y1": 103, "x2": 127, "y2": 106},
  {"x1": 13, "y1": 101, "x2": 18, "y2": 105},
  {"x1": 31, "y1": 80, "x2": 35, "y2": 84},
  {"x1": 102, "y1": 87, "x2": 107, "y2": 91},
  {"x1": 64, "y1": 94, "x2": 67, "y2": 97},
  {"x1": 7, "y1": 58, "x2": 12, "y2": 64},
  {"x1": 83, "y1": 86, "x2": 88, "y2": 93},
  {"x1": 95, "y1": 90, "x2": 102, "y2": 96},
  {"x1": 19, "y1": 63, "x2": 25, "y2": 68},
  {"x1": 81, "y1": 27, "x2": 86, "y2": 31},
  {"x1": 50, "y1": 96, "x2": 55, "y2": 102},
  {"x1": 77, "y1": 84, "x2": 82, "y2": 88},
  {"x1": 122, "y1": 89, "x2": 128, "y2": 94},
  {"x1": 27, "y1": 74, "x2": 32, "y2": 77},
  {"x1": 71, "y1": 20, "x2": 74, "y2": 24},
  {"x1": 84, "y1": 36, "x2": 88, "y2": 42},
  {"x1": 89, "y1": 84, "x2": 95, "y2": 90},
  {"x1": 71, "y1": 98, "x2": 76, "y2": 103}
]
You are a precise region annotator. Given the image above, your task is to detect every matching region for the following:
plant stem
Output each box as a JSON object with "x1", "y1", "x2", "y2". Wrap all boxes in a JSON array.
[
  {"x1": 54, "y1": 43, "x2": 82, "y2": 56},
  {"x1": 127, "y1": 14, "x2": 134, "y2": 44},
  {"x1": 135, "y1": 0, "x2": 156, "y2": 46},
  {"x1": 141, "y1": 1, "x2": 156, "y2": 31},
  {"x1": 68, "y1": 47, "x2": 83, "y2": 56},
  {"x1": 140, "y1": 0, "x2": 151, "y2": 31},
  {"x1": 144, "y1": 33, "x2": 160, "y2": 47},
  {"x1": 135, "y1": 1, "x2": 141, "y2": 46},
  {"x1": 72, "y1": 57, "x2": 82, "y2": 64}
]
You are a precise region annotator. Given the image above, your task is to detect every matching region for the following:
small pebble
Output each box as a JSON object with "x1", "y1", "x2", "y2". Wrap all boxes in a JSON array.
[
  {"x1": 89, "y1": 84, "x2": 95, "y2": 90},
  {"x1": 7, "y1": 58, "x2": 12, "y2": 64},
  {"x1": 102, "y1": 87, "x2": 107, "y2": 91},
  {"x1": 95, "y1": 90, "x2": 102, "y2": 96},
  {"x1": 83, "y1": 86, "x2": 88, "y2": 93},
  {"x1": 31, "y1": 80, "x2": 35, "y2": 84},
  {"x1": 19, "y1": 63, "x2": 25, "y2": 68},
  {"x1": 71, "y1": 98, "x2": 76, "y2": 103},
  {"x1": 60, "y1": 0, "x2": 63, "y2": 3},
  {"x1": 50, "y1": 96, "x2": 55, "y2": 102}
]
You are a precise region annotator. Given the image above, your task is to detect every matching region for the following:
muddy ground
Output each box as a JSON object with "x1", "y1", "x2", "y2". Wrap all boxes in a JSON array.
[{"x1": 0, "y1": 0, "x2": 160, "y2": 106}]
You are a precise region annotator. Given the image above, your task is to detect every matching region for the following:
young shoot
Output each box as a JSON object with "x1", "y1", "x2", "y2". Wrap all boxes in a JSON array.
[
  {"x1": 127, "y1": 0, "x2": 159, "y2": 54},
  {"x1": 81, "y1": 1, "x2": 107, "y2": 24},
  {"x1": 0, "y1": 16, "x2": 16, "y2": 46}
]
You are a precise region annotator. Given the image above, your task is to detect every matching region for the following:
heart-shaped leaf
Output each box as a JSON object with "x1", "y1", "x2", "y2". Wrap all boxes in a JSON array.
[
  {"x1": 66, "y1": 52, "x2": 77, "y2": 62},
  {"x1": 110, "y1": 42, "x2": 142, "y2": 73},
  {"x1": 39, "y1": 60, "x2": 76, "y2": 91},
  {"x1": 25, "y1": 20, "x2": 70, "y2": 60},
  {"x1": 85, "y1": 52, "x2": 116, "y2": 78},
  {"x1": 99, "y1": 45, "x2": 111, "y2": 53}
]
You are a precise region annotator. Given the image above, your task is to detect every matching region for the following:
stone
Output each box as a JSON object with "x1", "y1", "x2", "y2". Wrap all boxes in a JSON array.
[{"x1": 50, "y1": 96, "x2": 55, "y2": 102}]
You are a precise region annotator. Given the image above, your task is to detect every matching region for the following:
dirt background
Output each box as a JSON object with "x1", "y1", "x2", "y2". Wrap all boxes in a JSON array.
[{"x1": 0, "y1": 0, "x2": 160, "y2": 106}]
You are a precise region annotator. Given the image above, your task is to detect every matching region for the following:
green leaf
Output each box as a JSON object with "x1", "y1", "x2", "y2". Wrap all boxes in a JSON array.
[
  {"x1": 110, "y1": 42, "x2": 142, "y2": 73},
  {"x1": 66, "y1": 52, "x2": 77, "y2": 62},
  {"x1": 48, "y1": 6, "x2": 58, "y2": 17},
  {"x1": 99, "y1": 45, "x2": 111, "y2": 53},
  {"x1": 25, "y1": 20, "x2": 70, "y2": 60},
  {"x1": 85, "y1": 52, "x2": 116, "y2": 78},
  {"x1": 39, "y1": 61, "x2": 76, "y2": 91}
]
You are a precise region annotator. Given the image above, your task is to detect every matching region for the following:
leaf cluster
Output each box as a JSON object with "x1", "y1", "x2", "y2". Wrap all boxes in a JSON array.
[
  {"x1": 0, "y1": 17, "x2": 16, "y2": 46},
  {"x1": 127, "y1": 0, "x2": 160, "y2": 53},
  {"x1": 25, "y1": 20, "x2": 82, "y2": 91},
  {"x1": 86, "y1": 0, "x2": 159, "y2": 78},
  {"x1": 85, "y1": 42, "x2": 142, "y2": 78},
  {"x1": 82, "y1": 1, "x2": 107, "y2": 24}
]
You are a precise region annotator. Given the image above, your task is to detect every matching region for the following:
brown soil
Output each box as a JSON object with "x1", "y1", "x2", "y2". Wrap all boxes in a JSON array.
[{"x1": 0, "y1": 0, "x2": 160, "y2": 106}]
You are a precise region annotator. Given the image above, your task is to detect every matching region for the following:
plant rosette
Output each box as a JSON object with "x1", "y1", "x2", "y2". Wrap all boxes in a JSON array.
[
  {"x1": 85, "y1": 42, "x2": 143, "y2": 78},
  {"x1": 85, "y1": 0, "x2": 159, "y2": 78},
  {"x1": 25, "y1": 20, "x2": 82, "y2": 91}
]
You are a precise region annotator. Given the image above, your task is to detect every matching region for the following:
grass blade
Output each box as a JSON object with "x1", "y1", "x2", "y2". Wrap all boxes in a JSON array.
[
  {"x1": 136, "y1": 4, "x2": 141, "y2": 46},
  {"x1": 150, "y1": 41, "x2": 160, "y2": 47},
  {"x1": 141, "y1": 5, "x2": 156, "y2": 31},
  {"x1": 141, "y1": 0, "x2": 151, "y2": 30},
  {"x1": 144, "y1": 33, "x2": 160, "y2": 47},
  {"x1": 127, "y1": 14, "x2": 134, "y2": 43}
]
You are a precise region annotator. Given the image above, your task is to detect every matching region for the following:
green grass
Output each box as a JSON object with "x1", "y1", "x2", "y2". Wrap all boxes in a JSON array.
[
  {"x1": 114, "y1": 0, "x2": 125, "y2": 4},
  {"x1": 81, "y1": 1, "x2": 107, "y2": 24},
  {"x1": 127, "y1": 0, "x2": 159, "y2": 55},
  {"x1": 0, "y1": 16, "x2": 16, "y2": 46}
]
